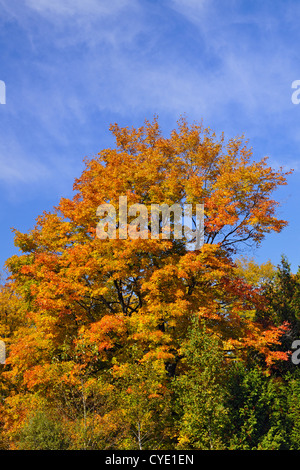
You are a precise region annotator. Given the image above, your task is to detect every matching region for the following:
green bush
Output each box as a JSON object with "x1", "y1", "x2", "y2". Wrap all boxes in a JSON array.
[{"x1": 17, "y1": 410, "x2": 69, "y2": 450}]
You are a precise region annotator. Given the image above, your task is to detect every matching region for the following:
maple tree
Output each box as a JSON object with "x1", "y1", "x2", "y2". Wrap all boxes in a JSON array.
[{"x1": 0, "y1": 116, "x2": 295, "y2": 449}]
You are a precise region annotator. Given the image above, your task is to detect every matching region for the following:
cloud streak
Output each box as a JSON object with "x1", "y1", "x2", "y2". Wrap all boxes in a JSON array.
[{"x1": 25, "y1": 0, "x2": 132, "y2": 17}]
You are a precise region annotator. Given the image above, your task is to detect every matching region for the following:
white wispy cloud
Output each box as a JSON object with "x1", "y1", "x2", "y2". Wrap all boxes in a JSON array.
[
  {"x1": 24, "y1": 0, "x2": 142, "y2": 49},
  {"x1": 0, "y1": 138, "x2": 50, "y2": 185},
  {"x1": 25, "y1": 0, "x2": 130, "y2": 17}
]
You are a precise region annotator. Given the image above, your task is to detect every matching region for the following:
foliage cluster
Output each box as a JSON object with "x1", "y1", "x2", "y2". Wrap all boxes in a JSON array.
[{"x1": 0, "y1": 117, "x2": 298, "y2": 450}]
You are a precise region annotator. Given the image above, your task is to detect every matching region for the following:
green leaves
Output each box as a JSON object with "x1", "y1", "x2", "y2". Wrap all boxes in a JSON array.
[{"x1": 174, "y1": 317, "x2": 229, "y2": 450}]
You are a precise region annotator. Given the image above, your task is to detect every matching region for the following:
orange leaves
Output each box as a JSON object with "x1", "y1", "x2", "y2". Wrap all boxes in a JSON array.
[
  {"x1": 245, "y1": 321, "x2": 290, "y2": 366},
  {"x1": 75, "y1": 315, "x2": 127, "y2": 361},
  {"x1": 80, "y1": 314, "x2": 126, "y2": 343},
  {"x1": 23, "y1": 363, "x2": 57, "y2": 390},
  {"x1": 141, "y1": 347, "x2": 174, "y2": 364}
]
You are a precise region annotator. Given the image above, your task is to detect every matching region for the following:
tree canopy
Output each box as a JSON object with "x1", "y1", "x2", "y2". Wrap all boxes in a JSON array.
[{"x1": 0, "y1": 117, "x2": 298, "y2": 450}]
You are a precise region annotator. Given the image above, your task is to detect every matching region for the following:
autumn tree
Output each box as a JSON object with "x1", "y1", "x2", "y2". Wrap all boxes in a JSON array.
[
  {"x1": 251, "y1": 255, "x2": 300, "y2": 375},
  {"x1": 1, "y1": 116, "x2": 292, "y2": 447}
]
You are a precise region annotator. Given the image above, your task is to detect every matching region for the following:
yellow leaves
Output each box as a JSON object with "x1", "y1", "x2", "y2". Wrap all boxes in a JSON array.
[
  {"x1": 234, "y1": 256, "x2": 276, "y2": 287},
  {"x1": 141, "y1": 347, "x2": 174, "y2": 363},
  {"x1": 2, "y1": 393, "x2": 46, "y2": 445}
]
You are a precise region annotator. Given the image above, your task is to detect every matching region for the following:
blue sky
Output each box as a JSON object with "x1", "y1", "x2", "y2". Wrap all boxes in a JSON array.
[{"x1": 0, "y1": 0, "x2": 300, "y2": 274}]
